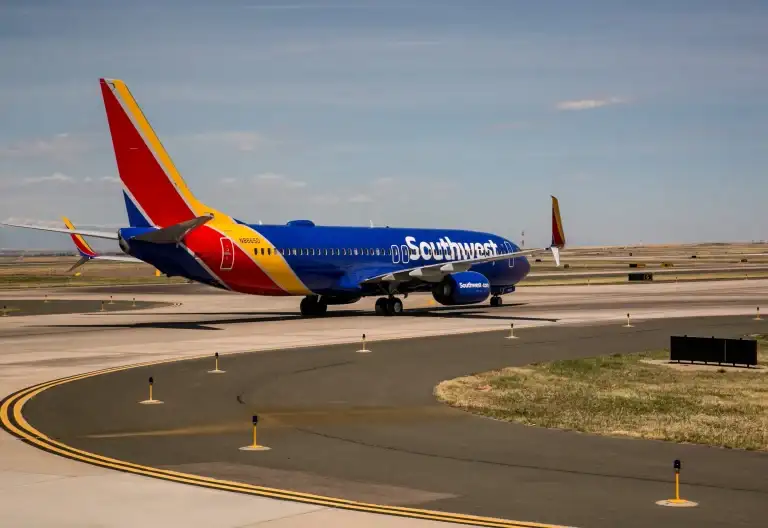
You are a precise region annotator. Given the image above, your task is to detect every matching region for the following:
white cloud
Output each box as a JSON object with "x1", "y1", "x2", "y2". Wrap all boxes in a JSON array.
[
  {"x1": 183, "y1": 131, "x2": 274, "y2": 152},
  {"x1": 221, "y1": 177, "x2": 237, "y2": 185},
  {"x1": 252, "y1": 172, "x2": 306, "y2": 189},
  {"x1": 348, "y1": 194, "x2": 373, "y2": 203},
  {"x1": 309, "y1": 194, "x2": 341, "y2": 206},
  {"x1": 99, "y1": 176, "x2": 120, "y2": 184},
  {"x1": 0, "y1": 133, "x2": 90, "y2": 159},
  {"x1": 555, "y1": 97, "x2": 628, "y2": 111},
  {"x1": 20, "y1": 172, "x2": 75, "y2": 185}
]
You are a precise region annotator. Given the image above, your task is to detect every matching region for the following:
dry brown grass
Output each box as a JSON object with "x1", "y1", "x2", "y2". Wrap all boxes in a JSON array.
[
  {"x1": 0, "y1": 257, "x2": 186, "y2": 288},
  {"x1": 435, "y1": 341, "x2": 768, "y2": 451}
]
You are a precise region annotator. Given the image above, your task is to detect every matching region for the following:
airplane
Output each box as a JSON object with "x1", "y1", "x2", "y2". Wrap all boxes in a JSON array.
[{"x1": 1, "y1": 78, "x2": 567, "y2": 316}]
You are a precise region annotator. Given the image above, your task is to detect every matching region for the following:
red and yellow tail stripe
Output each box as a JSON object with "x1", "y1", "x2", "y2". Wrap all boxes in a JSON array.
[
  {"x1": 551, "y1": 195, "x2": 566, "y2": 248},
  {"x1": 63, "y1": 217, "x2": 97, "y2": 258},
  {"x1": 99, "y1": 78, "x2": 311, "y2": 296}
]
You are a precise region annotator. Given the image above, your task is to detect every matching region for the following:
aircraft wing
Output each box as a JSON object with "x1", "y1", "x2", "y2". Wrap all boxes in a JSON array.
[
  {"x1": 362, "y1": 195, "x2": 566, "y2": 285},
  {"x1": 0, "y1": 221, "x2": 118, "y2": 240},
  {"x1": 361, "y1": 247, "x2": 551, "y2": 284}
]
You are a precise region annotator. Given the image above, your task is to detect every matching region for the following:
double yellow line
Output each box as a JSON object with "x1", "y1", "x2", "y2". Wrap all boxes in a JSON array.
[{"x1": 0, "y1": 356, "x2": 571, "y2": 528}]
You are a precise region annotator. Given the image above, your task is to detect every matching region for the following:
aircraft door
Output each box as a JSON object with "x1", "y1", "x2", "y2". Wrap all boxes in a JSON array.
[
  {"x1": 401, "y1": 245, "x2": 410, "y2": 264},
  {"x1": 220, "y1": 237, "x2": 234, "y2": 270},
  {"x1": 391, "y1": 244, "x2": 400, "y2": 264},
  {"x1": 503, "y1": 241, "x2": 515, "y2": 267}
]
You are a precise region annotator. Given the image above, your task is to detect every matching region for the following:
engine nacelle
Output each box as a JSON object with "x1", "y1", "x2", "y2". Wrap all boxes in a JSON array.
[{"x1": 431, "y1": 271, "x2": 491, "y2": 306}]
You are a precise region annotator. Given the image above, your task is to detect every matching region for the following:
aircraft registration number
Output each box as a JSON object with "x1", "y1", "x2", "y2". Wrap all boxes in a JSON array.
[{"x1": 239, "y1": 237, "x2": 261, "y2": 245}]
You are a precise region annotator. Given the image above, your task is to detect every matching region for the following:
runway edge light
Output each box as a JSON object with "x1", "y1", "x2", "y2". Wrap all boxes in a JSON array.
[
  {"x1": 139, "y1": 375, "x2": 163, "y2": 404},
  {"x1": 208, "y1": 352, "x2": 225, "y2": 374},
  {"x1": 239, "y1": 414, "x2": 270, "y2": 451},
  {"x1": 357, "y1": 333, "x2": 371, "y2": 353},
  {"x1": 656, "y1": 459, "x2": 698, "y2": 507}
]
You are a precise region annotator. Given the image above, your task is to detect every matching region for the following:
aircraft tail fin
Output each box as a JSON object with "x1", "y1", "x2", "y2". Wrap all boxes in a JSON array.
[{"x1": 99, "y1": 78, "x2": 227, "y2": 229}]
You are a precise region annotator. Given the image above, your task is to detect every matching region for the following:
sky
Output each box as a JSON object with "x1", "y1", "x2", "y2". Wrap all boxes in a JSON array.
[{"x1": 1, "y1": 0, "x2": 767, "y2": 250}]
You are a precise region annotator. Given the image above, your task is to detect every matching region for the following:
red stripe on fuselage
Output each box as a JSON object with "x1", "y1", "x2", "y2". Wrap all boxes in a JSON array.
[
  {"x1": 100, "y1": 81, "x2": 195, "y2": 227},
  {"x1": 184, "y1": 226, "x2": 287, "y2": 295}
]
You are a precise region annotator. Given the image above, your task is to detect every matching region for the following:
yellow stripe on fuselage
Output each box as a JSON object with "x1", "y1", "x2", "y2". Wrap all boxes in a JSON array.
[{"x1": 211, "y1": 222, "x2": 312, "y2": 295}]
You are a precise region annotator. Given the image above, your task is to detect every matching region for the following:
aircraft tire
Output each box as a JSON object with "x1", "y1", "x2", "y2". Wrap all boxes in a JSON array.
[
  {"x1": 300, "y1": 296, "x2": 326, "y2": 316},
  {"x1": 387, "y1": 297, "x2": 403, "y2": 315},
  {"x1": 375, "y1": 298, "x2": 387, "y2": 316}
]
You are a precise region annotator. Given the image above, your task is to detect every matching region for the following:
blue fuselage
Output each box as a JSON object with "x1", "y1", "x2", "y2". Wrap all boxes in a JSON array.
[{"x1": 119, "y1": 222, "x2": 531, "y2": 298}]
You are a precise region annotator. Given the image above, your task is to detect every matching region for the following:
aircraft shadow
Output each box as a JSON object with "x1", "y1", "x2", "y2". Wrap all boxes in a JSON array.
[{"x1": 32, "y1": 303, "x2": 559, "y2": 331}]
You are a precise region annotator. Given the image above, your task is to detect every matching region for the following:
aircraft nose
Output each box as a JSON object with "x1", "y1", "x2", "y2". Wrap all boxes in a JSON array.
[{"x1": 519, "y1": 255, "x2": 531, "y2": 278}]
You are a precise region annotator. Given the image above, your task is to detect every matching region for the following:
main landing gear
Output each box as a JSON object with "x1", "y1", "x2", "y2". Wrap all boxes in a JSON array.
[
  {"x1": 300, "y1": 295, "x2": 328, "y2": 316},
  {"x1": 374, "y1": 297, "x2": 403, "y2": 316},
  {"x1": 490, "y1": 295, "x2": 503, "y2": 307}
]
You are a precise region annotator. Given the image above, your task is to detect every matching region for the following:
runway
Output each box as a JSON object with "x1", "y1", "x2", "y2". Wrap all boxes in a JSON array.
[{"x1": 1, "y1": 280, "x2": 768, "y2": 527}]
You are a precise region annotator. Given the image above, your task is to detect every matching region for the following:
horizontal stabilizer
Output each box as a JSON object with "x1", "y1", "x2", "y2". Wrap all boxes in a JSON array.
[
  {"x1": 0, "y1": 222, "x2": 118, "y2": 240},
  {"x1": 130, "y1": 214, "x2": 214, "y2": 244}
]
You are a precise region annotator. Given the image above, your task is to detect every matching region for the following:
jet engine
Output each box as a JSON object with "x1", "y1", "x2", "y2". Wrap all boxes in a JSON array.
[{"x1": 431, "y1": 271, "x2": 491, "y2": 306}]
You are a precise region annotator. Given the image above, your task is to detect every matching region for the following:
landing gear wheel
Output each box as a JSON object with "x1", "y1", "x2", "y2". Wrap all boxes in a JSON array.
[
  {"x1": 300, "y1": 296, "x2": 326, "y2": 316},
  {"x1": 490, "y1": 296, "x2": 502, "y2": 307},
  {"x1": 375, "y1": 298, "x2": 387, "y2": 315},
  {"x1": 387, "y1": 297, "x2": 403, "y2": 315}
]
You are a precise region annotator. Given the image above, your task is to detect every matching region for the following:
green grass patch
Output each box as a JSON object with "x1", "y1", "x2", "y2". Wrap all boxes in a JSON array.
[{"x1": 436, "y1": 340, "x2": 768, "y2": 451}]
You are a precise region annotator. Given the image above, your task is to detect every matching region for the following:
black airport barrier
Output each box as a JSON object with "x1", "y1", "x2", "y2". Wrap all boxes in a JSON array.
[
  {"x1": 628, "y1": 272, "x2": 653, "y2": 282},
  {"x1": 670, "y1": 335, "x2": 757, "y2": 367}
]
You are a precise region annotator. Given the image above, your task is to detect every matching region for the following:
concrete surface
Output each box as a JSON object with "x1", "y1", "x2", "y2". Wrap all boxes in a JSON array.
[{"x1": 1, "y1": 280, "x2": 768, "y2": 527}]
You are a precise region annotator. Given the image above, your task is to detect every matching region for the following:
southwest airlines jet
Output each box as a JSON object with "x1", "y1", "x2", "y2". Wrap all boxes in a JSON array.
[{"x1": 2, "y1": 78, "x2": 566, "y2": 316}]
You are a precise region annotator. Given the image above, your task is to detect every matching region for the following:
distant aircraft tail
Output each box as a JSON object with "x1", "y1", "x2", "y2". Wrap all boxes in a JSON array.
[
  {"x1": 99, "y1": 78, "x2": 227, "y2": 229},
  {"x1": 550, "y1": 195, "x2": 566, "y2": 266}
]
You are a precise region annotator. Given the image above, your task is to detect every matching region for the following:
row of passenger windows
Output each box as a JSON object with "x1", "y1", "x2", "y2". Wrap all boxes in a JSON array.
[
  {"x1": 254, "y1": 247, "x2": 394, "y2": 257},
  {"x1": 253, "y1": 247, "x2": 509, "y2": 257}
]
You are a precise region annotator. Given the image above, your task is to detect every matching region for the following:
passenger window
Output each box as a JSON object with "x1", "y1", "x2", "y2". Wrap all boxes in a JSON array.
[
  {"x1": 375, "y1": 248, "x2": 380, "y2": 256},
  {"x1": 268, "y1": 248, "x2": 272, "y2": 255},
  {"x1": 310, "y1": 248, "x2": 315, "y2": 256},
  {"x1": 292, "y1": 248, "x2": 297, "y2": 256},
  {"x1": 261, "y1": 248, "x2": 265, "y2": 255}
]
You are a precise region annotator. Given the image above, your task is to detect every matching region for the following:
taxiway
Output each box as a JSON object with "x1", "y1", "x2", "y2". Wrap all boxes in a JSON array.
[{"x1": 1, "y1": 280, "x2": 768, "y2": 527}]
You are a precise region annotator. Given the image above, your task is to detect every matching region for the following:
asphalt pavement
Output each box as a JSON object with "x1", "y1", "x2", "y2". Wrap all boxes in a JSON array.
[{"x1": 21, "y1": 314, "x2": 768, "y2": 528}]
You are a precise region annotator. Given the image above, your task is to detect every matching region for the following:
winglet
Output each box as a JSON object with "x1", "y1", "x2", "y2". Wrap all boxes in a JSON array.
[
  {"x1": 63, "y1": 217, "x2": 98, "y2": 258},
  {"x1": 551, "y1": 195, "x2": 566, "y2": 248},
  {"x1": 550, "y1": 196, "x2": 566, "y2": 266}
]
